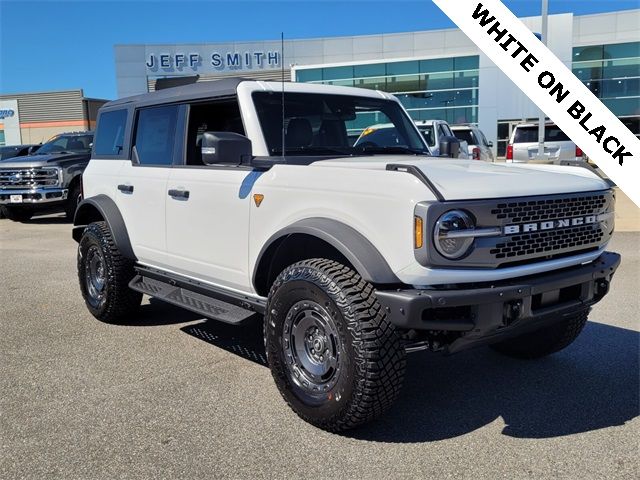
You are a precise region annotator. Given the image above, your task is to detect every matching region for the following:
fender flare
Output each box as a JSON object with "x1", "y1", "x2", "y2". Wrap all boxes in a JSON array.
[
  {"x1": 253, "y1": 218, "x2": 400, "y2": 286},
  {"x1": 72, "y1": 194, "x2": 136, "y2": 260}
]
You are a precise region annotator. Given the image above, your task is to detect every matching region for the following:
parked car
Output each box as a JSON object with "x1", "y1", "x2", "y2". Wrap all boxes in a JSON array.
[
  {"x1": 0, "y1": 144, "x2": 40, "y2": 160},
  {"x1": 73, "y1": 79, "x2": 618, "y2": 432},
  {"x1": 0, "y1": 131, "x2": 93, "y2": 221},
  {"x1": 451, "y1": 124, "x2": 495, "y2": 161},
  {"x1": 414, "y1": 119, "x2": 469, "y2": 158},
  {"x1": 506, "y1": 122, "x2": 585, "y2": 164},
  {"x1": 354, "y1": 120, "x2": 467, "y2": 158}
]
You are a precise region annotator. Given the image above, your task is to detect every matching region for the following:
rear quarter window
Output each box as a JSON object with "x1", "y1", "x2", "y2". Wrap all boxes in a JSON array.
[{"x1": 94, "y1": 109, "x2": 128, "y2": 156}]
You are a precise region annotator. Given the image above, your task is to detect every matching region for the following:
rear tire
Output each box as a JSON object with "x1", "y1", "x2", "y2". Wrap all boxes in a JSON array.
[
  {"x1": 77, "y1": 221, "x2": 142, "y2": 323},
  {"x1": 265, "y1": 259, "x2": 406, "y2": 432},
  {"x1": 4, "y1": 207, "x2": 33, "y2": 222},
  {"x1": 490, "y1": 309, "x2": 589, "y2": 359}
]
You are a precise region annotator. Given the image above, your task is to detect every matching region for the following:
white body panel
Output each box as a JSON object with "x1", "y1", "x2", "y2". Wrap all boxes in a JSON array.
[
  {"x1": 165, "y1": 167, "x2": 253, "y2": 291},
  {"x1": 117, "y1": 162, "x2": 171, "y2": 267}
]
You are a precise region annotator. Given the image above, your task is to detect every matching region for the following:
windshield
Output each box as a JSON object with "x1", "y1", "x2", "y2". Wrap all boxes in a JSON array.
[
  {"x1": 36, "y1": 134, "x2": 93, "y2": 154},
  {"x1": 252, "y1": 92, "x2": 428, "y2": 156}
]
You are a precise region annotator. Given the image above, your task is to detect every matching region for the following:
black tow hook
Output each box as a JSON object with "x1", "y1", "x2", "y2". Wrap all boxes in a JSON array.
[{"x1": 503, "y1": 300, "x2": 523, "y2": 326}]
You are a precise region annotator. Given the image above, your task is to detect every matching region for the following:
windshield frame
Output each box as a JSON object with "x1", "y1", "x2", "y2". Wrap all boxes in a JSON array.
[{"x1": 251, "y1": 91, "x2": 430, "y2": 157}]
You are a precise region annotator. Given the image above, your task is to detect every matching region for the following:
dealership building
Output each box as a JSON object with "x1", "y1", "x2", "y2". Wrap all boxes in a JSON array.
[
  {"x1": 115, "y1": 9, "x2": 639, "y2": 157},
  {"x1": 0, "y1": 90, "x2": 107, "y2": 146}
]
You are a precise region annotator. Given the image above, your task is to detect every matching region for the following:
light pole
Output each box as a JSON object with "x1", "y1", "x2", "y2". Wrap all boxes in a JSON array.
[{"x1": 537, "y1": 0, "x2": 549, "y2": 160}]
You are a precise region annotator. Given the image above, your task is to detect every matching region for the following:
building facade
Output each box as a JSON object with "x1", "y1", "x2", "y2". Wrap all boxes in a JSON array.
[
  {"x1": 114, "y1": 9, "x2": 639, "y2": 157},
  {"x1": 0, "y1": 90, "x2": 107, "y2": 146}
]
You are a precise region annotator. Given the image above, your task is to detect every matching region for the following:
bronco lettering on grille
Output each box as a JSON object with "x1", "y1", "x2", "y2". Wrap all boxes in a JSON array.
[{"x1": 503, "y1": 215, "x2": 598, "y2": 235}]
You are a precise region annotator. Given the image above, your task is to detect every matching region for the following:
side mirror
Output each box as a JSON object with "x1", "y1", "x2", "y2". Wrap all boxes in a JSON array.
[
  {"x1": 488, "y1": 141, "x2": 494, "y2": 148},
  {"x1": 201, "y1": 131, "x2": 252, "y2": 165},
  {"x1": 27, "y1": 145, "x2": 40, "y2": 154},
  {"x1": 439, "y1": 135, "x2": 461, "y2": 158}
]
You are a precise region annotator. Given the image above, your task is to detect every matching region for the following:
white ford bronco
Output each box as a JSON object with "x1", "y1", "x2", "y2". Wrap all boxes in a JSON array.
[{"x1": 73, "y1": 79, "x2": 620, "y2": 432}]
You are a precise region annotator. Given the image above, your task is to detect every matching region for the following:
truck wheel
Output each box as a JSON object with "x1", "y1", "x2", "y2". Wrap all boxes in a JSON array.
[
  {"x1": 264, "y1": 259, "x2": 406, "y2": 431},
  {"x1": 77, "y1": 221, "x2": 142, "y2": 323},
  {"x1": 490, "y1": 309, "x2": 589, "y2": 359},
  {"x1": 65, "y1": 183, "x2": 82, "y2": 220},
  {"x1": 3, "y1": 207, "x2": 33, "y2": 222}
]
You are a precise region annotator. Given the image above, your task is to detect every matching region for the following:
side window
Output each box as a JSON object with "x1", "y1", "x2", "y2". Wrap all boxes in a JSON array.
[
  {"x1": 185, "y1": 100, "x2": 244, "y2": 166},
  {"x1": 94, "y1": 109, "x2": 128, "y2": 156},
  {"x1": 134, "y1": 105, "x2": 178, "y2": 165}
]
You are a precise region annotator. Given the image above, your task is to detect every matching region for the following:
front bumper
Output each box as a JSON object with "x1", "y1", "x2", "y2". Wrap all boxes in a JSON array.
[
  {"x1": 375, "y1": 252, "x2": 620, "y2": 354},
  {"x1": 0, "y1": 188, "x2": 68, "y2": 205}
]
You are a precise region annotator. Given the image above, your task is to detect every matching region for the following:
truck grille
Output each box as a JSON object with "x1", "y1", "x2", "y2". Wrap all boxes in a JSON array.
[
  {"x1": 490, "y1": 224, "x2": 605, "y2": 260},
  {"x1": 490, "y1": 193, "x2": 608, "y2": 223},
  {"x1": 423, "y1": 189, "x2": 615, "y2": 269},
  {"x1": 488, "y1": 192, "x2": 610, "y2": 262},
  {"x1": 0, "y1": 167, "x2": 60, "y2": 190}
]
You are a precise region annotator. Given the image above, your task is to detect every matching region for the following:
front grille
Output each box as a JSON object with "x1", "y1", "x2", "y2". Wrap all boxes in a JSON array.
[
  {"x1": 421, "y1": 189, "x2": 615, "y2": 269},
  {"x1": 490, "y1": 224, "x2": 605, "y2": 260},
  {"x1": 0, "y1": 167, "x2": 60, "y2": 190},
  {"x1": 490, "y1": 193, "x2": 608, "y2": 223}
]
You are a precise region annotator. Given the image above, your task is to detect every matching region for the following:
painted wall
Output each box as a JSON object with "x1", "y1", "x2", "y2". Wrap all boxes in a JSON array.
[{"x1": 0, "y1": 100, "x2": 21, "y2": 145}]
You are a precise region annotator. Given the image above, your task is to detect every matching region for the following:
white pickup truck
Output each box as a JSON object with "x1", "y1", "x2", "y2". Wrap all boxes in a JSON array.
[{"x1": 73, "y1": 79, "x2": 619, "y2": 432}]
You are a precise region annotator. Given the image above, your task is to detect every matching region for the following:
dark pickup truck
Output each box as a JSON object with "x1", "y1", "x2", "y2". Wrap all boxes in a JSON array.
[{"x1": 0, "y1": 131, "x2": 93, "y2": 221}]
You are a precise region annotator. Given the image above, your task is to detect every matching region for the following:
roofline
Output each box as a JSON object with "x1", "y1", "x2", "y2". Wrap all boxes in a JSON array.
[{"x1": 102, "y1": 77, "x2": 394, "y2": 109}]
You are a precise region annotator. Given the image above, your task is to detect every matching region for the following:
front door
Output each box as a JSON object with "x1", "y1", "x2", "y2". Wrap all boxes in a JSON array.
[{"x1": 164, "y1": 99, "x2": 253, "y2": 292}]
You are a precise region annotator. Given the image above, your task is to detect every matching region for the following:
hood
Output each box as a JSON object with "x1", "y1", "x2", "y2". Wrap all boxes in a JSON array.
[
  {"x1": 312, "y1": 156, "x2": 610, "y2": 200},
  {"x1": 0, "y1": 152, "x2": 89, "y2": 168}
]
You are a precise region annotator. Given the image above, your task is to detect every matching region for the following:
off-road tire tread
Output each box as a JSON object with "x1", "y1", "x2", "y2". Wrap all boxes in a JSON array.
[
  {"x1": 491, "y1": 309, "x2": 589, "y2": 359},
  {"x1": 265, "y1": 258, "x2": 406, "y2": 432},
  {"x1": 78, "y1": 221, "x2": 142, "y2": 323}
]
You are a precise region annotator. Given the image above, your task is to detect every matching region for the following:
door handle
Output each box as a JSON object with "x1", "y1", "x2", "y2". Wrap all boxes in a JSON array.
[
  {"x1": 118, "y1": 184, "x2": 134, "y2": 193},
  {"x1": 168, "y1": 189, "x2": 190, "y2": 199}
]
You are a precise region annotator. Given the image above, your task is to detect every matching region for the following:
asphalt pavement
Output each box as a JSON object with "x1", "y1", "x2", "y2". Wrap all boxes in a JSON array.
[{"x1": 1, "y1": 215, "x2": 638, "y2": 479}]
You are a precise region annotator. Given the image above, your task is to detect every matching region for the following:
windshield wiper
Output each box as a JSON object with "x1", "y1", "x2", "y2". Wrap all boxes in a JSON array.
[{"x1": 354, "y1": 145, "x2": 427, "y2": 155}]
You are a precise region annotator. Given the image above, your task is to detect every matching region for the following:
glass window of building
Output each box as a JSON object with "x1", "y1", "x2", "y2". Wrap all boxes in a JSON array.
[
  {"x1": 573, "y1": 41, "x2": 640, "y2": 122},
  {"x1": 295, "y1": 54, "x2": 480, "y2": 133}
]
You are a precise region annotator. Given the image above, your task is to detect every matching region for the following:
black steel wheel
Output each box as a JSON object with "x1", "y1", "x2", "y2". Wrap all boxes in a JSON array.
[
  {"x1": 282, "y1": 299, "x2": 343, "y2": 405},
  {"x1": 490, "y1": 309, "x2": 589, "y2": 359},
  {"x1": 265, "y1": 259, "x2": 406, "y2": 432},
  {"x1": 77, "y1": 221, "x2": 142, "y2": 322}
]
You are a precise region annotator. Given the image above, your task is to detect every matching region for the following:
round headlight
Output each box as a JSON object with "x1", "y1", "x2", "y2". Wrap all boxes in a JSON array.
[{"x1": 434, "y1": 210, "x2": 475, "y2": 259}]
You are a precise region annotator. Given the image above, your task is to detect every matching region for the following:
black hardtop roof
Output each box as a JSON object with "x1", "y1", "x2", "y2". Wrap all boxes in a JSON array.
[{"x1": 103, "y1": 77, "x2": 250, "y2": 109}]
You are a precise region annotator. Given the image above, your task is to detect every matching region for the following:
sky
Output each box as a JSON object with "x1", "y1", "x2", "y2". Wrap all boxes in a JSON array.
[{"x1": 1, "y1": 0, "x2": 639, "y2": 99}]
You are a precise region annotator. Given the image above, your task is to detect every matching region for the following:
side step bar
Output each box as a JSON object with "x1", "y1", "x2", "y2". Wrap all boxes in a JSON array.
[{"x1": 129, "y1": 267, "x2": 265, "y2": 325}]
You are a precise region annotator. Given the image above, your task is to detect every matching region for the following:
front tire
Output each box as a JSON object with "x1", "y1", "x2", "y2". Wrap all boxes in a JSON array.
[
  {"x1": 265, "y1": 259, "x2": 406, "y2": 432},
  {"x1": 490, "y1": 309, "x2": 589, "y2": 359},
  {"x1": 77, "y1": 221, "x2": 142, "y2": 323},
  {"x1": 65, "y1": 182, "x2": 82, "y2": 220},
  {"x1": 4, "y1": 206, "x2": 33, "y2": 222}
]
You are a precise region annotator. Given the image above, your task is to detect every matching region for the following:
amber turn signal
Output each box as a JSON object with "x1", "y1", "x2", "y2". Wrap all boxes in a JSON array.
[{"x1": 414, "y1": 216, "x2": 424, "y2": 249}]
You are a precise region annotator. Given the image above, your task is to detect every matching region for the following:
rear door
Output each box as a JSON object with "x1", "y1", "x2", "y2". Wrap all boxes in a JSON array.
[{"x1": 116, "y1": 104, "x2": 182, "y2": 268}]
